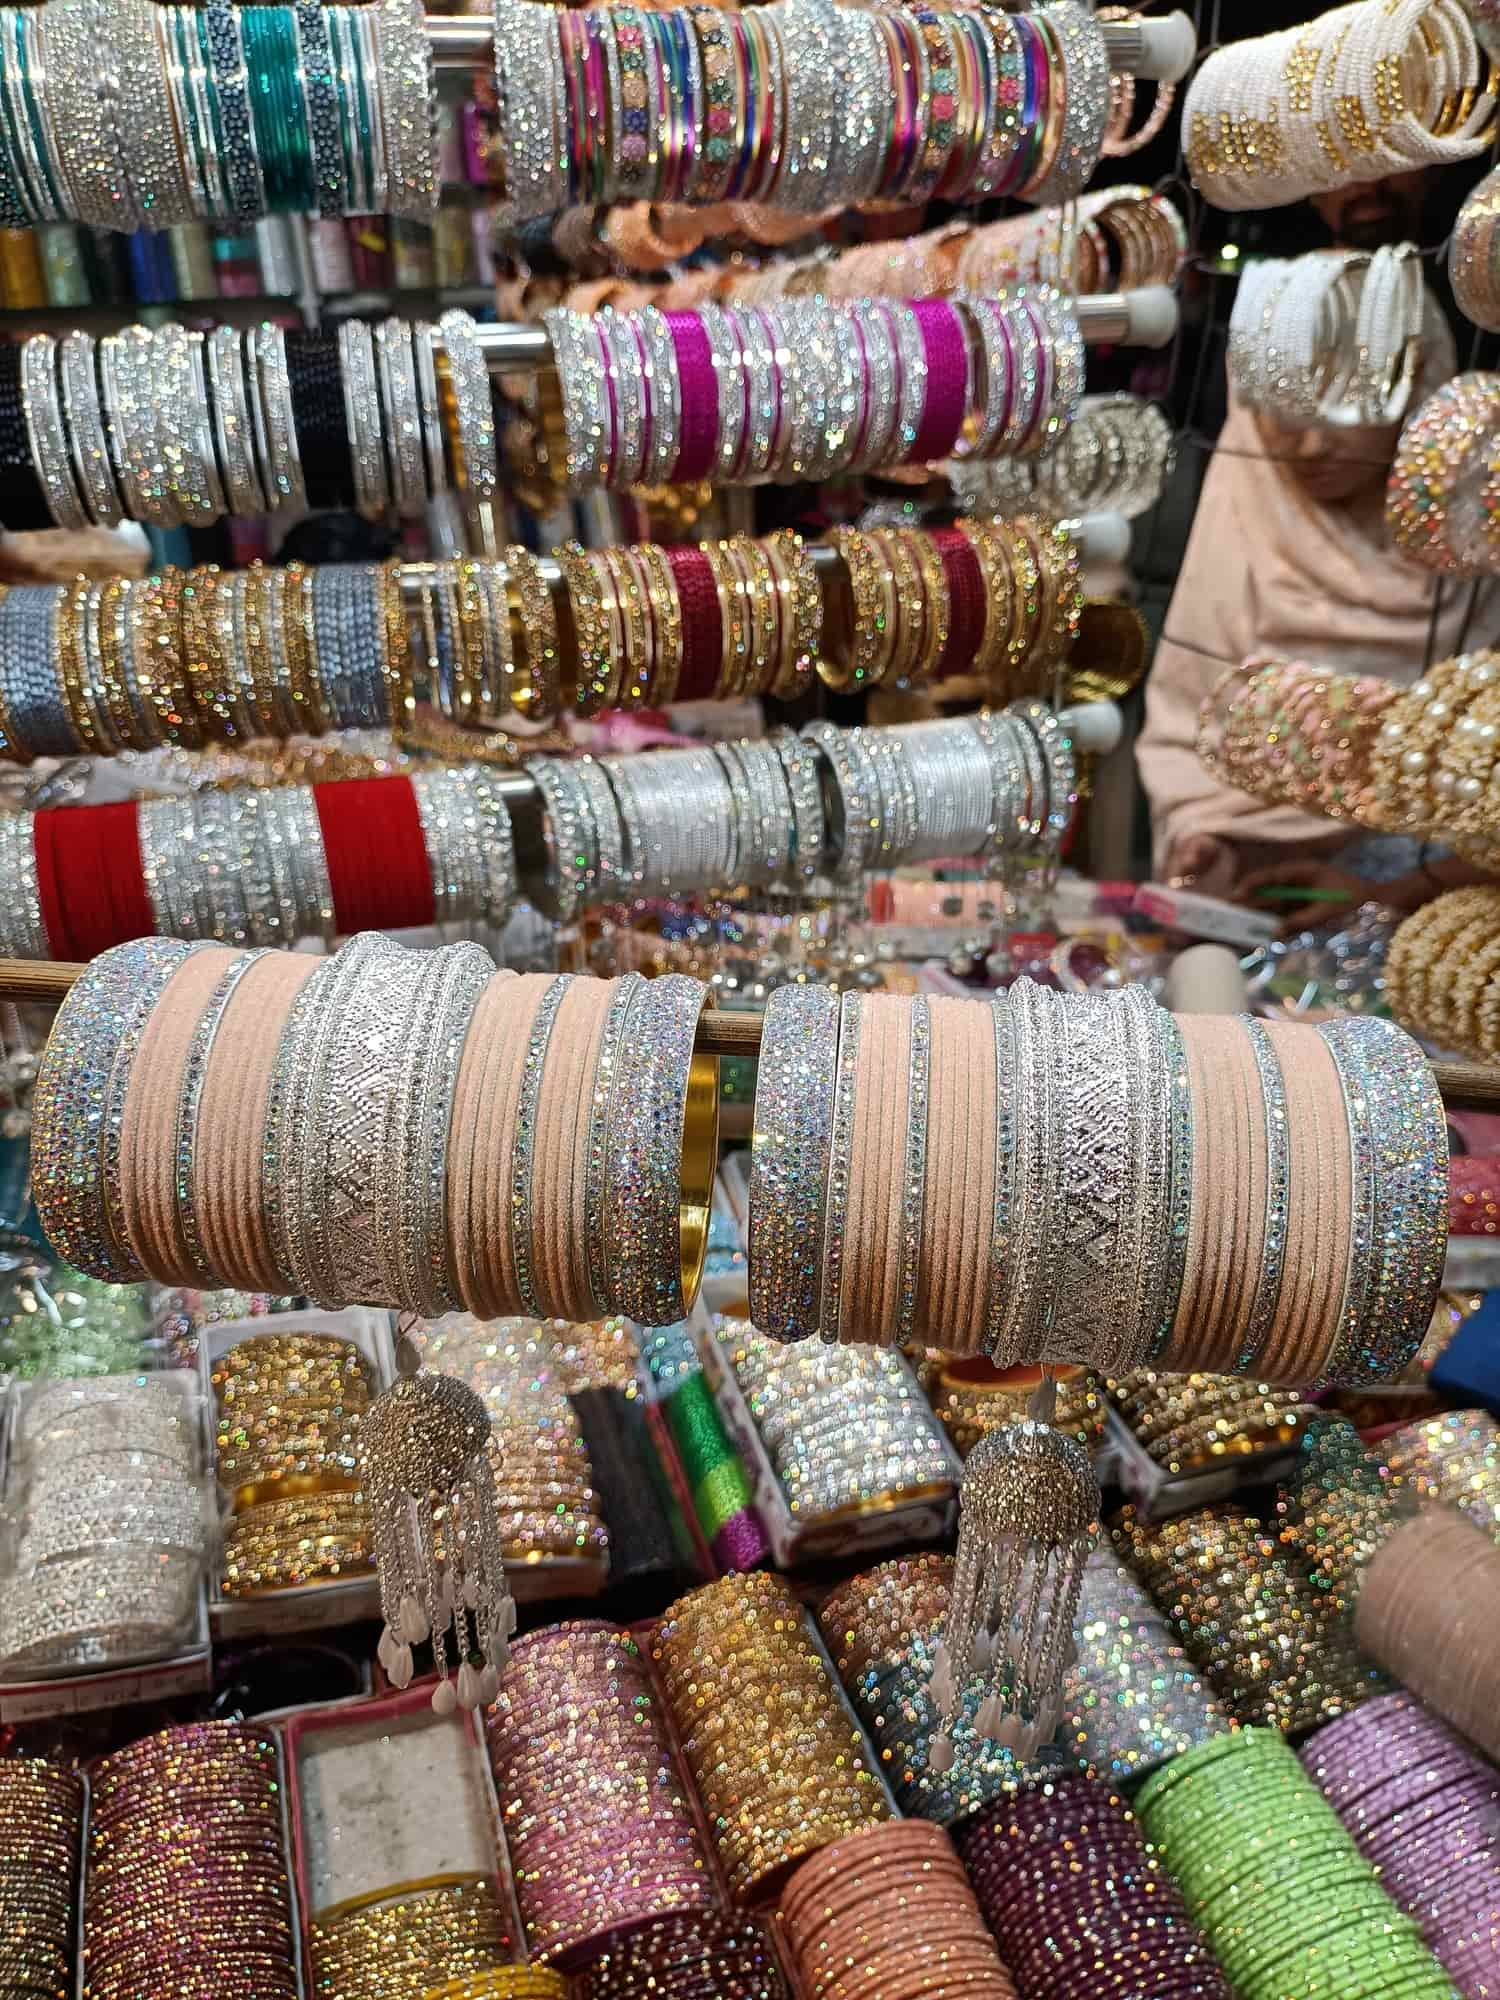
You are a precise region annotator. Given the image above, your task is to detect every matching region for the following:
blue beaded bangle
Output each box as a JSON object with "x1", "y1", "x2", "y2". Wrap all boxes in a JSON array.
[
  {"x1": 0, "y1": 587, "x2": 79, "y2": 758},
  {"x1": 203, "y1": 0, "x2": 267, "y2": 225},
  {"x1": 293, "y1": 0, "x2": 344, "y2": 218}
]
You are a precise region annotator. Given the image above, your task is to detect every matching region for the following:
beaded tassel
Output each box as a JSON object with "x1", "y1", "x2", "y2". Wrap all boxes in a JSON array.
[
  {"x1": 360, "y1": 1330, "x2": 516, "y2": 1713},
  {"x1": 929, "y1": 1386, "x2": 1098, "y2": 1768}
]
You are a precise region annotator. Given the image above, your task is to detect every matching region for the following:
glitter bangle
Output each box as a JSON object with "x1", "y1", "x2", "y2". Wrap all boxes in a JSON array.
[{"x1": 748, "y1": 981, "x2": 841, "y2": 1342}]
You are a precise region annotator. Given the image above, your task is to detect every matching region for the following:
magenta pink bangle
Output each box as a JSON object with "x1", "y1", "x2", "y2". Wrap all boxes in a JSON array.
[
  {"x1": 909, "y1": 299, "x2": 969, "y2": 463},
  {"x1": 665, "y1": 311, "x2": 717, "y2": 483},
  {"x1": 1021, "y1": 294, "x2": 1052, "y2": 453}
]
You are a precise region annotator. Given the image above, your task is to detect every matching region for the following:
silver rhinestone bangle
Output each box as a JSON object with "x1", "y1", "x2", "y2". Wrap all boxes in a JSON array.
[{"x1": 749, "y1": 981, "x2": 841, "y2": 1343}]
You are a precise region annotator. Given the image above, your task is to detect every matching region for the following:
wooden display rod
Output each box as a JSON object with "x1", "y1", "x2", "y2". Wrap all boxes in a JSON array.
[{"x1": 1, "y1": 956, "x2": 1497, "y2": 1110}]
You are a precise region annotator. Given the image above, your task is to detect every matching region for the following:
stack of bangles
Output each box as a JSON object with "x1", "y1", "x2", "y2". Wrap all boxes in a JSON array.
[
  {"x1": 84, "y1": 1723, "x2": 301, "y2": 2000},
  {"x1": 1450, "y1": 164, "x2": 1500, "y2": 332},
  {"x1": 484, "y1": 1623, "x2": 716, "y2": 1963},
  {"x1": 5, "y1": 312, "x2": 496, "y2": 533},
  {"x1": 544, "y1": 290, "x2": 1085, "y2": 490},
  {"x1": 212, "y1": 1331, "x2": 377, "y2": 1597},
  {"x1": 495, "y1": 0, "x2": 1110, "y2": 221},
  {"x1": 308, "y1": 1879, "x2": 517, "y2": 1999},
  {"x1": 1381, "y1": 1408, "x2": 1500, "y2": 1536},
  {"x1": 1195, "y1": 655, "x2": 1399, "y2": 824},
  {"x1": 571, "y1": 1911, "x2": 789, "y2": 1998},
  {"x1": 1366, "y1": 650, "x2": 1500, "y2": 850},
  {"x1": 1385, "y1": 885, "x2": 1500, "y2": 1061},
  {"x1": 1386, "y1": 371, "x2": 1500, "y2": 575},
  {"x1": 0, "y1": 710, "x2": 1077, "y2": 960},
  {"x1": 950, "y1": 392, "x2": 1173, "y2": 523},
  {"x1": 0, "y1": 516, "x2": 1079, "y2": 763},
  {"x1": 0, "y1": 1759, "x2": 83, "y2": 2000},
  {"x1": 1105, "y1": 1368, "x2": 1320, "y2": 1475},
  {"x1": 598, "y1": 185, "x2": 1187, "y2": 305},
  {"x1": 1184, "y1": 0, "x2": 1496, "y2": 211},
  {"x1": 0, "y1": 0, "x2": 437, "y2": 230},
  {"x1": 1228, "y1": 244, "x2": 1424, "y2": 428}
]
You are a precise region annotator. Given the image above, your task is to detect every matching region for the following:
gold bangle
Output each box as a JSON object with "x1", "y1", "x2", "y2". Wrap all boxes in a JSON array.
[
  {"x1": 702, "y1": 536, "x2": 747, "y2": 697},
  {"x1": 236, "y1": 567, "x2": 281, "y2": 737},
  {"x1": 557, "y1": 543, "x2": 615, "y2": 714},
  {"x1": 279, "y1": 564, "x2": 328, "y2": 736},
  {"x1": 635, "y1": 540, "x2": 683, "y2": 704},
  {"x1": 902, "y1": 527, "x2": 952, "y2": 686},
  {"x1": 450, "y1": 557, "x2": 489, "y2": 723},
  {"x1": 818, "y1": 526, "x2": 894, "y2": 691},
  {"x1": 380, "y1": 558, "x2": 414, "y2": 723},
  {"x1": 955, "y1": 516, "x2": 1013, "y2": 683},
  {"x1": 180, "y1": 566, "x2": 234, "y2": 739},
  {"x1": 764, "y1": 528, "x2": 820, "y2": 699},
  {"x1": 602, "y1": 546, "x2": 653, "y2": 704},
  {"x1": 95, "y1": 574, "x2": 145, "y2": 751},
  {"x1": 731, "y1": 535, "x2": 780, "y2": 695},
  {"x1": 57, "y1": 575, "x2": 106, "y2": 752},
  {"x1": 131, "y1": 570, "x2": 200, "y2": 749},
  {"x1": 505, "y1": 545, "x2": 561, "y2": 719}
]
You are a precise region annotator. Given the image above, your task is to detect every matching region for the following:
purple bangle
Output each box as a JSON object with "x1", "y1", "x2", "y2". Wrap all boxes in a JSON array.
[
  {"x1": 712, "y1": 1507, "x2": 771, "y2": 1572},
  {"x1": 666, "y1": 310, "x2": 717, "y2": 483},
  {"x1": 909, "y1": 299, "x2": 969, "y2": 463}
]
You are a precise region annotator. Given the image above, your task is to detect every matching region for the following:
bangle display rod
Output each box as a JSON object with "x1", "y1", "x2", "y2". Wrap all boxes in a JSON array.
[
  {"x1": 0, "y1": 951, "x2": 1494, "y2": 1110},
  {"x1": 423, "y1": 9, "x2": 1200, "y2": 81}
]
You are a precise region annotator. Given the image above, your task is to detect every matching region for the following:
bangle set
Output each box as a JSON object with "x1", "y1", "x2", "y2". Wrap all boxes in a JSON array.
[
  {"x1": 484, "y1": 1622, "x2": 716, "y2": 1964},
  {"x1": 721, "y1": 1320, "x2": 956, "y2": 1522},
  {"x1": 85, "y1": 1721, "x2": 300, "y2": 2000},
  {"x1": 0, "y1": 1758, "x2": 83, "y2": 2000},
  {"x1": 1303, "y1": 1691, "x2": 1500, "y2": 2000},
  {"x1": 959, "y1": 1771, "x2": 1232, "y2": 2000},
  {"x1": 817, "y1": 1555, "x2": 1034, "y2": 1827},
  {"x1": 747, "y1": 981, "x2": 1447, "y2": 1386},
  {"x1": 213, "y1": 1330, "x2": 378, "y2": 1597},
  {"x1": 543, "y1": 290, "x2": 1085, "y2": 491},
  {"x1": 0, "y1": 0, "x2": 437, "y2": 230},
  {"x1": 1185, "y1": 0, "x2": 1497, "y2": 213},
  {"x1": 1138, "y1": 1730, "x2": 1451, "y2": 2000},
  {"x1": 780, "y1": 1820, "x2": 1017, "y2": 2000},
  {"x1": 1451, "y1": 162, "x2": 1500, "y2": 332},
  {"x1": 495, "y1": 0, "x2": 1109, "y2": 224},
  {"x1": 310, "y1": 1878, "x2": 517, "y2": 2000},
  {"x1": 1381, "y1": 1407, "x2": 1500, "y2": 1538},
  {"x1": 1228, "y1": 244, "x2": 1425, "y2": 428},
  {"x1": 5, "y1": 313, "x2": 494, "y2": 533},
  {"x1": 651, "y1": 1570, "x2": 893, "y2": 1900},
  {"x1": 413, "y1": 1316, "x2": 609, "y2": 1569},
  {"x1": 0, "y1": 1373, "x2": 207, "y2": 1676},
  {"x1": 1280, "y1": 1417, "x2": 1410, "y2": 1623},
  {"x1": 1387, "y1": 371, "x2": 1500, "y2": 576},
  {"x1": 1196, "y1": 655, "x2": 1400, "y2": 825},
  {"x1": 950, "y1": 391, "x2": 1173, "y2": 524},
  {"x1": 1386, "y1": 884, "x2": 1500, "y2": 1060},
  {"x1": 34, "y1": 937, "x2": 719, "y2": 1326},
  {"x1": 1118, "y1": 1505, "x2": 1387, "y2": 1734},
  {"x1": 572, "y1": 1910, "x2": 789, "y2": 1998},
  {"x1": 1368, "y1": 650, "x2": 1500, "y2": 846},
  {"x1": 1105, "y1": 1368, "x2": 1320, "y2": 1476}
]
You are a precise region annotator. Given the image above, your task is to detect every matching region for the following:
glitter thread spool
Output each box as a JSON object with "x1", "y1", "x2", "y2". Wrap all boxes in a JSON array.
[
  {"x1": 817, "y1": 1554, "x2": 1042, "y2": 1825},
  {"x1": 1381, "y1": 1410, "x2": 1500, "y2": 1542},
  {"x1": 1059, "y1": 1543, "x2": 1230, "y2": 1787},
  {"x1": 1116, "y1": 1503, "x2": 1388, "y2": 1732},
  {"x1": 1138, "y1": 1729, "x2": 1456, "y2": 2000},
  {"x1": 1302, "y1": 1691, "x2": 1500, "y2": 1999},
  {"x1": 959, "y1": 1768, "x2": 1231, "y2": 2000}
]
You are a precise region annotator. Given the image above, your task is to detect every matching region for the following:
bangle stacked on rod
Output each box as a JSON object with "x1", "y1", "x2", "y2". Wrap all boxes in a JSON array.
[
  {"x1": 30, "y1": 949, "x2": 1448, "y2": 1378},
  {"x1": 4, "y1": 312, "x2": 495, "y2": 532},
  {"x1": 1196, "y1": 656, "x2": 1400, "y2": 825},
  {"x1": 495, "y1": 0, "x2": 1111, "y2": 224},
  {"x1": 0, "y1": 0, "x2": 438, "y2": 230},
  {"x1": 950, "y1": 393, "x2": 1173, "y2": 523},
  {"x1": 1228, "y1": 244, "x2": 1425, "y2": 428},
  {"x1": 1185, "y1": 0, "x2": 1497, "y2": 212},
  {"x1": 0, "y1": 518, "x2": 1077, "y2": 763}
]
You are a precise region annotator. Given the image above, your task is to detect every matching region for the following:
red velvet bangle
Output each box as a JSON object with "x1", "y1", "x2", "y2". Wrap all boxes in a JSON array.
[
  {"x1": 313, "y1": 774, "x2": 436, "y2": 934},
  {"x1": 930, "y1": 527, "x2": 987, "y2": 679},
  {"x1": 664, "y1": 545, "x2": 722, "y2": 701},
  {"x1": 664, "y1": 311, "x2": 718, "y2": 484},
  {"x1": 34, "y1": 801, "x2": 153, "y2": 960}
]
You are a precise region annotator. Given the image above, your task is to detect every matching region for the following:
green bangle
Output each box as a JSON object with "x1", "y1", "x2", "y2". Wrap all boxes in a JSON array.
[
  {"x1": 243, "y1": 6, "x2": 314, "y2": 212},
  {"x1": 692, "y1": 1457, "x2": 754, "y2": 1539}
]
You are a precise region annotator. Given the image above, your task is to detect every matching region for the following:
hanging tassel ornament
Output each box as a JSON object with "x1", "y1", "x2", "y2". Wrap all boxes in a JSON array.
[
  {"x1": 359, "y1": 1330, "x2": 516, "y2": 1715},
  {"x1": 928, "y1": 1379, "x2": 1099, "y2": 1771}
]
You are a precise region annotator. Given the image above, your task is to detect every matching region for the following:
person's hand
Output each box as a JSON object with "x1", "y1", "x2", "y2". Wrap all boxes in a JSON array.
[
  {"x1": 1164, "y1": 833, "x2": 1239, "y2": 900},
  {"x1": 1236, "y1": 859, "x2": 1371, "y2": 934}
]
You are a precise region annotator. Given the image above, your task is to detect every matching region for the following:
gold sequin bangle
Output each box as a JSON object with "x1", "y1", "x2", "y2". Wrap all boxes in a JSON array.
[{"x1": 507, "y1": 545, "x2": 562, "y2": 718}]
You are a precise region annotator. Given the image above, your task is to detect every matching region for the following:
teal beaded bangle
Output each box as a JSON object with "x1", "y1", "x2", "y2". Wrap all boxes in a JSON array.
[{"x1": 243, "y1": 5, "x2": 315, "y2": 213}]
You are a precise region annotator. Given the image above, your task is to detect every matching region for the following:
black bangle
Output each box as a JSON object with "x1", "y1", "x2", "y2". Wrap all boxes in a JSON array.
[
  {"x1": 0, "y1": 345, "x2": 54, "y2": 531},
  {"x1": 284, "y1": 330, "x2": 356, "y2": 512}
]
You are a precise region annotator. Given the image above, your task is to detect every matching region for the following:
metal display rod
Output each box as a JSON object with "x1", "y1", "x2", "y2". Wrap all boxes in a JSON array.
[
  {"x1": 0, "y1": 952, "x2": 1494, "y2": 1108},
  {"x1": 425, "y1": 9, "x2": 1200, "y2": 82}
]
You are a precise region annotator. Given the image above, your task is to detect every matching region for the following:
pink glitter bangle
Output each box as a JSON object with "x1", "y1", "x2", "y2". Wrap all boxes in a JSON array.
[
  {"x1": 909, "y1": 300, "x2": 970, "y2": 463},
  {"x1": 665, "y1": 311, "x2": 717, "y2": 482}
]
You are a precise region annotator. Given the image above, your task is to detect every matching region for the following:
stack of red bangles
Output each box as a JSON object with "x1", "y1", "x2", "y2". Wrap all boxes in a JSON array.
[
  {"x1": 780, "y1": 1820, "x2": 1018, "y2": 1998},
  {"x1": 1302, "y1": 1691, "x2": 1500, "y2": 1997},
  {"x1": 572, "y1": 1910, "x2": 790, "y2": 1997},
  {"x1": 484, "y1": 1622, "x2": 716, "y2": 1966},
  {"x1": 543, "y1": 291, "x2": 1084, "y2": 492},
  {"x1": 1196, "y1": 656, "x2": 1399, "y2": 823},
  {"x1": 83, "y1": 1722, "x2": 300, "y2": 2000},
  {"x1": 957, "y1": 1772, "x2": 1232, "y2": 2000}
]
